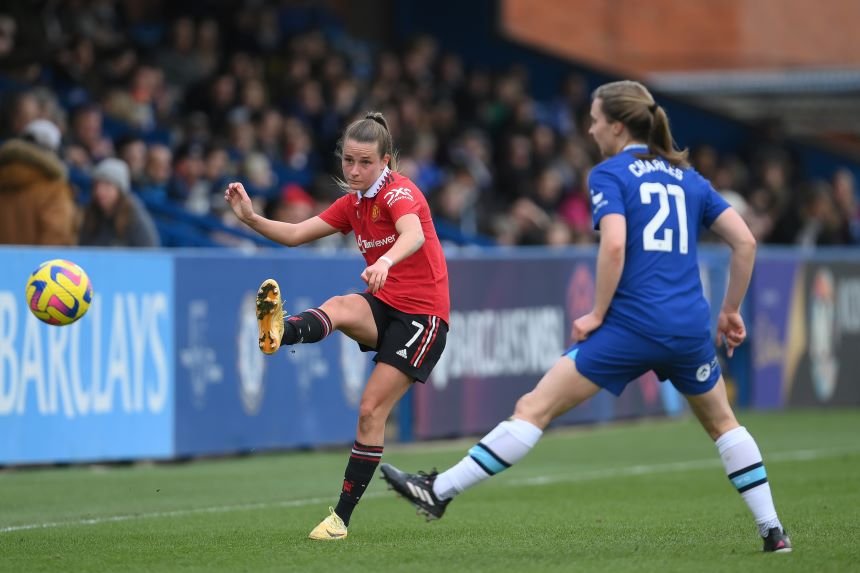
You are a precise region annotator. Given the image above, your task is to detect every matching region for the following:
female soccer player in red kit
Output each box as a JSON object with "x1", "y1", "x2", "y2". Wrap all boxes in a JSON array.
[{"x1": 224, "y1": 112, "x2": 450, "y2": 540}]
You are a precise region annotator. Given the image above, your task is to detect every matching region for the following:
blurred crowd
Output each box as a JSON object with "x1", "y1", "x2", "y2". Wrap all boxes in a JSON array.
[{"x1": 0, "y1": 0, "x2": 858, "y2": 249}]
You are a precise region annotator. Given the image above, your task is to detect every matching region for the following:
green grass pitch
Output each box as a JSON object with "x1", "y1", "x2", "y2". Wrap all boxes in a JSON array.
[{"x1": 2, "y1": 409, "x2": 858, "y2": 572}]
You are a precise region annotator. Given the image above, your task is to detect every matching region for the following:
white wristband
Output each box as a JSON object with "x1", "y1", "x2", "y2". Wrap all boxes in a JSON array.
[{"x1": 379, "y1": 256, "x2": 394, "y2": 267}]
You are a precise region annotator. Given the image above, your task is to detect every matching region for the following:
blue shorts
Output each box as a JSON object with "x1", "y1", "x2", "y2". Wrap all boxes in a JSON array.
[{"x1": 564, "y1": 321, "x2": 721, "y2": 397}]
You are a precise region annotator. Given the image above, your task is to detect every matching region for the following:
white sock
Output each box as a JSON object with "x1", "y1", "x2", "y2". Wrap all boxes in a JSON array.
[
  {"x1": 715, "y1": 426, "x2": 782, "y2": 537},
  {"x1": 433, "y1": 418, "x2": 542, "y2": 500}
]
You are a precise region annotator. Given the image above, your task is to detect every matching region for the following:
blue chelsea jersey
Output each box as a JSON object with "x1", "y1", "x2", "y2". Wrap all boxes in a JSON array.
[{"x1": 589, "y1": 145, "x2": 730, "y2": 337}]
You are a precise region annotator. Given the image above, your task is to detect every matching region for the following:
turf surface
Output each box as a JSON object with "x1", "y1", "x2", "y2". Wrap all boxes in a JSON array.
[{"x1": 2, "y1": 409, "x2": 858, "y2": 572}]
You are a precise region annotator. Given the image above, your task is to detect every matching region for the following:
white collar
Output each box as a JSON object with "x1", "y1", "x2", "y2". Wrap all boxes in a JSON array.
[
  {"x1": 358, "y1": 167, "x2": 391, "y2": 200},
  {"x1": 623, "y1": 143, "x2": 648, "y2": 151}
]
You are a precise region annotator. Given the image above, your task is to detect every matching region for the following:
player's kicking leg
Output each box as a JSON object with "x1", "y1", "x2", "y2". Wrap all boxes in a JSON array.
[{"x1": 256, "y1": 278, "x2": 341, "y2": 355}]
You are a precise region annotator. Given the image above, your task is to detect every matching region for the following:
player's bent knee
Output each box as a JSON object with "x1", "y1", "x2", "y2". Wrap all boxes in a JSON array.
[
  {"x1": 357, "y1": 398, "x2": 389, "y2": 424},
  {"x1": 358, "y1": 399, "x2": 377, "y2": 419},
  {"x1": 321, "y1": 295, "x2": 361, "y2": 328},
  {"x1": 357, "y1": 404, "x2": 387, "y2": 435},
  {"x1": 321, "y1": 294, "x2": 349, "y2": 314}
]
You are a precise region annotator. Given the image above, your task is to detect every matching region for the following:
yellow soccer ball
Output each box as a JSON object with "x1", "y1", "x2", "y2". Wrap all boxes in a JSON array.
[{"x1": 25, "y1": 259, "x2": 94, "y2": 326}]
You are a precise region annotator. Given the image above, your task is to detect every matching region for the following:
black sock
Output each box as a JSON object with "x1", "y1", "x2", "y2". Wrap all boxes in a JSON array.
[
  {"x1": 281, "y1": 308, "x2": 332, "y2": 345},
  {"x1": 334, "y1": 441, "x2": 383, "y2": 526}
]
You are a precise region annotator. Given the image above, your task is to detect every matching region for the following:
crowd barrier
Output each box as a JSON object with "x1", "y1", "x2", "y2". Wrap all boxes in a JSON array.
[{"x1": 0, "y1": 246, "x2": 856, "y2": 465}]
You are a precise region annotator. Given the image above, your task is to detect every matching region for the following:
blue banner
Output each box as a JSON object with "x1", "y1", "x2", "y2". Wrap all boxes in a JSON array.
[
  {"x1": 2, "y1": 244, "x2": 854, "y2": 465},
  {"x1": 172, "y1": 252, "x2": 368, "y2": 456},
  {"x1": 749, "y1": 258, "x2": 800, "y2": 409},
  {"x1": 0, "y1": 248, "x2": 174, "y2": 464}
]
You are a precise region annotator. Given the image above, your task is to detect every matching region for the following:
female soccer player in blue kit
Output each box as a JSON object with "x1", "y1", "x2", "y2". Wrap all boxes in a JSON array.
[{"x1": 381, "y1": 80, "x2": 791, "y2": 553}]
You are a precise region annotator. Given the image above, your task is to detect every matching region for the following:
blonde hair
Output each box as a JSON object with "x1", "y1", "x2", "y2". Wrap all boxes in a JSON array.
[{"x1": 593, "y1": 80, "x2": 689, "y2": 168}]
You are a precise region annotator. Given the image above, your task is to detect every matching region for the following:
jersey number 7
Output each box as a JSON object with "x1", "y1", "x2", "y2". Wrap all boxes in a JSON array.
[{"x1": 639, "y1": 182, "x2": 688, "y2": 254}]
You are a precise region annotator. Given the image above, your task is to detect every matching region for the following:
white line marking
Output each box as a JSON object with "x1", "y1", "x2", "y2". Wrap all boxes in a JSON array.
[
  {"x1": 0, "y1": 493, "x2": 384, "y2": 534},
  {"x1": 1, "y1": 446, "x2": 856, "y2": 534},
  {"x1": 506, "y1": 446, "x2": 860, "y2": 486}
]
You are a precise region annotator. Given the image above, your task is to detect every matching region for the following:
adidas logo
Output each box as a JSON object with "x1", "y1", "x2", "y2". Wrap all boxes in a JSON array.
[
  {"x1": 407, "y1": 482, "x2": 435, "y2": 506},
  {"x1": 396, "y1": 349, "x2": 408, "y2": 359}
]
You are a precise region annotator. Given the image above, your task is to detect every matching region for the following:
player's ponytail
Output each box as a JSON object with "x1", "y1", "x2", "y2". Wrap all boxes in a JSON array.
[
  {"x1": 647, "y1": 104, "x2": 689, "y2": 168},
  {"x1": 593, "y1": 80, "x2": 689, "y2": 168},
  {"x1": 364, "y1": 111, "x2": 389, "y2": 132}
]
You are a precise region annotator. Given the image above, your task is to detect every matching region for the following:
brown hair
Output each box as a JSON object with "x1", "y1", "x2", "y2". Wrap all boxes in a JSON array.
[
  {"x1": 80, "y1": 192, "x2": 133, "y2": 240},
  {"x1": 592, "y1": 80, "x2": 689, "y2": 168},
  {"x1": 339, "y1": 111, "x2": 398, "y2": 171}
]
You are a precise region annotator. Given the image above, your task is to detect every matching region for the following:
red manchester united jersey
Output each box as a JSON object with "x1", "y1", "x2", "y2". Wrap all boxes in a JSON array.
[{"x1": 319, "y1": 170, "x2": 450, "y2": 323}]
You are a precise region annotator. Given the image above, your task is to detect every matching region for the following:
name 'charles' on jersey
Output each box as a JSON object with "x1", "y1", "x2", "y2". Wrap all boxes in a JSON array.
[
  {"x1": 320, "y1": 171, "x2": 450, "y2": 324},
  {"x1": 589, "y1": 145, "x2": 730, "y2": 337}
]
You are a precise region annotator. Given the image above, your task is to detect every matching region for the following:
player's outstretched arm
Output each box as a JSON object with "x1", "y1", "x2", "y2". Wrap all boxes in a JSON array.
[
  {"x1": 709, "y1": 207, "x2": 757, "y2": 356},
  {"x1": 573, "y1": 213, "x2": 626, "y2": 341},
  {"x1": 224, "y1": 181, "x2": 337, "y2": 246}
]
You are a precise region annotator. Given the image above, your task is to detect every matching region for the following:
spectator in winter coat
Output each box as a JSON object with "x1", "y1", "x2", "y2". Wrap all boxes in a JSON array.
[
  {"x1": 0, "y1": 119, "x2": 78, "y2": 245},
  {"x1": 78, "y1": 158, "x2": 161, "y2": 247}
]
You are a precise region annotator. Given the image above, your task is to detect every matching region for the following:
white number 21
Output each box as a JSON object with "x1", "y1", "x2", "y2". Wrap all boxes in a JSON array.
[{"x1": 639, "y1": 182, "x2": 688, "y2": 254}]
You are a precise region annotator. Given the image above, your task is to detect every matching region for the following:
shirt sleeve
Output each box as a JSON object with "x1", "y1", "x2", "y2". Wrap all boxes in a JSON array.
[
  {"x1": 701, "y1": 179, "x2": 731, "y2": 228},
  {"x1": 588, "y1": 165, "x2": 625, "y2": 230},
  {"x1": 318, "y1": 195, "x2": 353, "y2": 234},
  {"x1": 380, "y1": 182, "x2": 422, "y2": 222}
]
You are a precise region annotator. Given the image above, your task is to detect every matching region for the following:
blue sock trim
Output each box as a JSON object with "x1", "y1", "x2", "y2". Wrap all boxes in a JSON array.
[
  {"x1": 468, "y1": 443, "x2": 510, "y2": 476},
  {"x1": 728, "y1": 462, "x2": 768, "y2": 491},
  {"x1": 738, "y1": 477, "x2": 768, "y2": 493}
]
